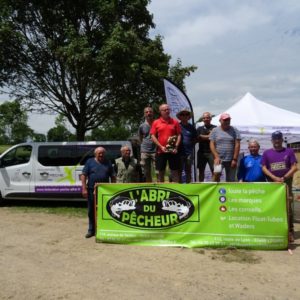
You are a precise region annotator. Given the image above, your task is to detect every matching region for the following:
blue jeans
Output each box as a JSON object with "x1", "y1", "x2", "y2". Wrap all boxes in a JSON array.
[
  {"x1": 87, "y1": 188, "x2": 95, "y2": 233},
  {"x1": 179, "y1": 154, "x2": 193, "y2": 183}
]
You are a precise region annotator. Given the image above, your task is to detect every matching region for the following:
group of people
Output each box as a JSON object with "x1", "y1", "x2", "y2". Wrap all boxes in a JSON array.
[{"x1": 81, "y1": 103, "x2": 298, "y2": 242}]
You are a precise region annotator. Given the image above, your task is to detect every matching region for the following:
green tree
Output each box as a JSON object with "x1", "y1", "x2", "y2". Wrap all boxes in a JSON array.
[
  {"x1": 0, "y1": 1, "x2": 196, "y2": 140},
  {"x1": 32, "y1": 133, "x2": 47, "y2": 142},
  {"x1": 168, "y1": 59, "x2": 197, "y2": 92},
  {"x1": 90, "y1": 120, "x2": 132, "y2": 141},
  {"x1": 0, "y1": 100, "x2": 34, "y2": 144},
  {"x1": 47, "y1": 114, "x2": 74, "y2": 141}
]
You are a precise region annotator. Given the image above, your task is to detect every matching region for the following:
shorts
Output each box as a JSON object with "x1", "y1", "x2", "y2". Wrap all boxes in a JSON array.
[{"x1": 155, "y1": 153, "x2": 180, "y2": 171}]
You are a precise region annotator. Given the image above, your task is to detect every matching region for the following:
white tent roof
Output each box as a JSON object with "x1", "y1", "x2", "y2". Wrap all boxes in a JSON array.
[{"x1": 212, "y1": 92, "x2": 300, "y2": 136}]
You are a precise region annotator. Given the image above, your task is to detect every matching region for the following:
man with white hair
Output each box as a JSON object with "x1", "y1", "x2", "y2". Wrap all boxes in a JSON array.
[
  {"x1": 115, "y1": 145, "x2": 140, "y2": 183},
  {"x1": 81, "y1": 147, "x2": 116, "y2": 238},
  {"x1": 237, "y1": 139, "x2": 266, "y2": 182}
]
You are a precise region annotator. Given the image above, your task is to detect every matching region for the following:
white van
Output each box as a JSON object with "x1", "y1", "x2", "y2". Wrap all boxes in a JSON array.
[{"x1": 0, "y1": 141, "x2": 131, "y2": 202}]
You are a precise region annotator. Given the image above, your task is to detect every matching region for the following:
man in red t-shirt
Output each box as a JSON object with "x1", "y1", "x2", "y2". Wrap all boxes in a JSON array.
[{"x1": 150, "y1": 104, "x2": 181, "y2": 182}]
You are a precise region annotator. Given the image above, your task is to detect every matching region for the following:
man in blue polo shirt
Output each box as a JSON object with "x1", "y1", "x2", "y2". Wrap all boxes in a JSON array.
[
  {"x1": 81, "y1": 147, "x2": 116, "y2": 238},
  {"x1": 238, "y1": 139, "x2": 266, "y2": 182}
]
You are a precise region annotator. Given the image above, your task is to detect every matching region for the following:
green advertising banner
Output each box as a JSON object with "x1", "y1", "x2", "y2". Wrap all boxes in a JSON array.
[{"x1": 96, "y1": 183, "x2": 288, "y2": 249}]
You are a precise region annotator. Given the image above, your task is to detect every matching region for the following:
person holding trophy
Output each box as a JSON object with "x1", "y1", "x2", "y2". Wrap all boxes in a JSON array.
[{"x1": 150, "y1": 104, "x2": 181, "y2": 183}]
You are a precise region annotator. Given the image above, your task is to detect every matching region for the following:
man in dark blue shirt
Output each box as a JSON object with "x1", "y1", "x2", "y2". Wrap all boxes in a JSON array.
[
  {"x1": 177, "y1": 108, "x2": 197, "y2": 183},
  {"x1": 197, "y1": 112, "x2": 216, "y2": 181},
  {"x1": 81, "y1": 147, "x2": 116, "y2": 238}
]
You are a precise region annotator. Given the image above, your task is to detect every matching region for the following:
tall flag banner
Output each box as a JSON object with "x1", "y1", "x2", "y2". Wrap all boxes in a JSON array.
[
  {"x1": 163, "y1": 78, "x2": 196, "y2": 181},
  {"x1": 163, "y1": 78, "x2": 194, "y2": 123}
]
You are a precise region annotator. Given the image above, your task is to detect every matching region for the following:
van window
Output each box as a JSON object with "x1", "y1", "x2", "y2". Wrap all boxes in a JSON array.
[
  {"x1": 0, "y1": 145, "x2": 32, "y2": 167},
  {"x1": 38, "y1": 144, "x2": 123, "y2": 166}
]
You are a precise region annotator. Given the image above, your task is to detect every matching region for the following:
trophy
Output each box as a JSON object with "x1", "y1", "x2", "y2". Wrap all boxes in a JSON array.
[{"x1": 165, "y1": 135, "x2": 177, "y2": 152}]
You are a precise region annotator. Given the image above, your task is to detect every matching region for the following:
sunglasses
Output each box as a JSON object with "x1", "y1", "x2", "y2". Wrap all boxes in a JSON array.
[{"x1": 180, "y1": 113, "x2": 190, "y2": 116}]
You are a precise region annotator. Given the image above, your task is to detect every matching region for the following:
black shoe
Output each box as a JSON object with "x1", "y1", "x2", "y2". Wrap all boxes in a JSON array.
[
  {"x1": 288, "y1": 231, "x2": 295, "y2": 243},
  {"x1": 85, "y1": 232, "x2": 95, "y2": 238}
]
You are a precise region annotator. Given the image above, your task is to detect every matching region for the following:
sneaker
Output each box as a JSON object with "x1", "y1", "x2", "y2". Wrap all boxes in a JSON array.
[{"x1": 85, "y1": 232, "x2": 95, "y2": 238}]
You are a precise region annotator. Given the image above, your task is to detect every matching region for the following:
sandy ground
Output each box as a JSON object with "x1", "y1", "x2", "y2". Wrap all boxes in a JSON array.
[{"x1": 0, "y1": 203, "x2": 300, "y2": 300}]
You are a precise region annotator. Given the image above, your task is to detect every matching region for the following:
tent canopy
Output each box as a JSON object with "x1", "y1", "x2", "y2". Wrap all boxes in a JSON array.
[
  {"x1": 210, "y1": 92, "x2": 300, "y2": 149},
  {"x1": 212, "y1": 92, "x2": 300, "y2": 134}
]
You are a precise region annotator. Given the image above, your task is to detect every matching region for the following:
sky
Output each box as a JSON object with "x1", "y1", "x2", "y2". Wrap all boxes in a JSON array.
[
  {"x1": 1, "y1": 0, "x2": 300, "y2": 134},
  {"x1": 148, "y1": 0, "x2": 300, "y2": 121}
]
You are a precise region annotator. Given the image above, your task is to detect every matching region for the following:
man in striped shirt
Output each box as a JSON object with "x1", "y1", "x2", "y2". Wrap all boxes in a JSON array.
[{"x1": 209, "y1": 113, "x2": 241, "y2": 182}]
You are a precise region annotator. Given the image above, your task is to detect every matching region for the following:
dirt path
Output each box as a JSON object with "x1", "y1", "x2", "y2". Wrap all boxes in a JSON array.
[{"x1": 0, "y1": 207, "x2": 299, "y2": 300}]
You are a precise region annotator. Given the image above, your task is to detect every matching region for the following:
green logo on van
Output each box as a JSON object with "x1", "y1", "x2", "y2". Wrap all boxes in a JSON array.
[
  {"x1": 56, "y1": 166, "x2": 77, "y2": 184},
  {"x1": 106, "y1": 187, "x2": 194, "y2": 229}
]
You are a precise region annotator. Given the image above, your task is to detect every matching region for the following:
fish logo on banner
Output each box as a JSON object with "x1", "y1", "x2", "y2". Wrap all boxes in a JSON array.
[
  {"x1": 163, "y1": 78, "x2": 193, "y2": 120},
  {"x1": 106, "y1": 187, "x2": 195, "y2": 229}
]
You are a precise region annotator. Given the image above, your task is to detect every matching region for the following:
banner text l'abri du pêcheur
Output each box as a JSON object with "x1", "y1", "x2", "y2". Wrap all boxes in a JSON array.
[{"x1": 96, "y1": 183, "x2": 288, "y2": 249}]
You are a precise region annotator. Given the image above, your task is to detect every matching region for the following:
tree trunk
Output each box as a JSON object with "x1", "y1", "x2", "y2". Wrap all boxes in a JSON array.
[{"x1": 76, "y1": 125, "x2": 86, "y2": 141}]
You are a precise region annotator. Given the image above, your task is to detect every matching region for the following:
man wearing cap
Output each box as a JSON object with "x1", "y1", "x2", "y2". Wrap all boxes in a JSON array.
[
  {"x1": 176, "y1": 108, "x2": 197, "y2": 183},
  {"x1": 209, "y1": 113, "x2": 241, "y2": 182},
  {"x1": 197, "y1": 112, "x2": 216, "y2": 181},
  {"x1": 262, "y1": 130, "x2": 298, "y2": 242},
  {"x1": 150, "y1": 103, "x2": 181, "y2": 182}
]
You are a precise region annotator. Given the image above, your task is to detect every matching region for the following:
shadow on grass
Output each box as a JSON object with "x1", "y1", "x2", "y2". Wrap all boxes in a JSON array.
[{"x1": 193, "y1": 247, "x2": 262, "y2": 264}]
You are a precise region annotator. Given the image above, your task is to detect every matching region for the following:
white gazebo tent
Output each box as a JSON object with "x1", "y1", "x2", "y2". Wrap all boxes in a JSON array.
[
  {"x1": 211, "y1": 92, "x2": 300, "y2": 151},
  {"x1": 197, "y1": 93, "x2": 300, "y2": 183}
]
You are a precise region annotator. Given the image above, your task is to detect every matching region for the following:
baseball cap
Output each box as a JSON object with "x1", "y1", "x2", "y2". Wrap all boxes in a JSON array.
[
  {"x1": 219, "y1": 113, "x2": 231, "y2": 120},
  {"x1": 271, "y1": 131, "x2": 283, "y2": 140}
]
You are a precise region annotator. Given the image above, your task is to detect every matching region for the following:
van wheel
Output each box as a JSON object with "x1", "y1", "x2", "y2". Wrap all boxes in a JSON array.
[{"x1": 0, "y1": 192, "x2": 6, "y2": 206}]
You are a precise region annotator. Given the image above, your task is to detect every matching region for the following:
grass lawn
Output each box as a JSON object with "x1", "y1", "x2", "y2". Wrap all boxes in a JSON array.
[
  {"x1": 0, "y1": 145, "x2": 10, "y2": 155},
  {"x1": 3, "y1": 200, "x2": 86, "y2": 218}
]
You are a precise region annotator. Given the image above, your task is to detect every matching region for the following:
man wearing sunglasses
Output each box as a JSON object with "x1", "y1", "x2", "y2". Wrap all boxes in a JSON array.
[{"x1": 176, "y1": 108, "x2": 197, "y2": 183}]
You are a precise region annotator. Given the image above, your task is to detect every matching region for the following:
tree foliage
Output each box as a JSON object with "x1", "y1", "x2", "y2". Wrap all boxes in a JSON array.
[
  {"x1": 0, "y1": 100, "x2": 34, "y2": 144},
  {"x1": 90, "y1": 120, "x2": 132, "y2": 141},
  {"x1": 47, "y1": 114, "x2": 75, "y2": 141},
  {"x1": 0, "y1": 0, "x2": 196, "y2": 140},
  {"x1": 32, "y1": 133, "x2": 47, "y2": 142},
  {"x1": 168, "y1": 59, "x2": 197, "y2": 92}
]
